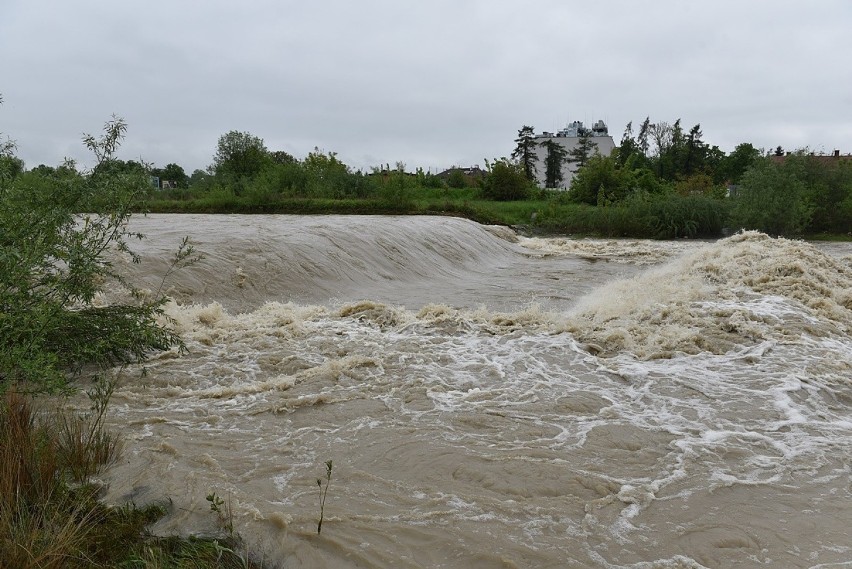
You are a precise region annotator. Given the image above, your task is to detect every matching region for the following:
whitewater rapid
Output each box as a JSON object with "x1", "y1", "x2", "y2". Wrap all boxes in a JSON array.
[{"x1": 86, "y1": 215, "x2": 851, "y2": 568}]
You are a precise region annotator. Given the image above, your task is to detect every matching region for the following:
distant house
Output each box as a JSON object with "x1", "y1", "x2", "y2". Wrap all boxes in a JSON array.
[
  {"x1": 436, "y1": 165, "x2": 486, "y2": 179},
  {"x1": 365, "y1": 168, "x2": 418, "y2": 183},
  {"x1": 770, "y1": 149, "x2": 852, "y2": 166},
  {"x1": 532, "y1": 119, "x2": 616, "y2": 189},
  {"x1": 150, "y1": 176, "x2": 179, "y2": 190}
]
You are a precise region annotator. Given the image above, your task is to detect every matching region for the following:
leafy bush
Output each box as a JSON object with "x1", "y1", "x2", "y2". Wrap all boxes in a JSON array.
[
  {"x1": 798, "y1": 155, "x2": 852, "y2": 234},
  {"x1": 535, "y1": 201, "x2": 651, "y2": 237},
  {"x1": 481, "y1": 159, "x2": 531, "y2": 201},
  {"x1": 647, "y1": 194, "x2": 729, "y2": 238},
  {"x1": 0, "y1": 117, "x2": 183, "y2": 392},
  {"x1": 569, "y1": 154, "x2": 628, "y2": 205},
  {"x1": 535, "y1": 193, "x2": 728, "y2": 238},
  {"x1": 447, "y1": 168, "x2": 467, "y2": 189},
  {"x1": 731, "y1": 158, "x2": 812, "y2": 236}
]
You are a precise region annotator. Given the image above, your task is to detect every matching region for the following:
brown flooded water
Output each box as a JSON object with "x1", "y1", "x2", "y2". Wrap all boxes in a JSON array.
[{"x1": 84, "y1": 215, "x2": 852, "y2": 568}]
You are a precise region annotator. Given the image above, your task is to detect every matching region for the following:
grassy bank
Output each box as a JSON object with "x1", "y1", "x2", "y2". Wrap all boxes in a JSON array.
[
  {"x1": 141, "y1": 192, "x2": 551, "y2": 228},
  {"x1": 140, "y1": 191, "x2": 737, "y2": 239},
  {"x1": 0, "y1": 385, "x2": 262, "y2": 568},
  {"x1": 142, "y1": 191, "x2": 851, "y2": 241}
]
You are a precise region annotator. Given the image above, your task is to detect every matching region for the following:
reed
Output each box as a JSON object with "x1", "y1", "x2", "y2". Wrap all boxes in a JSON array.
[
  {"x1": 0, "y1": 388, "x2": 263, "y2": 568},
  {"x1": 0, "y1": 390, "x2": 105, "y2": 568},
  {"x1": 316, "y1": 459, "x2": 333, "y2": 535}
]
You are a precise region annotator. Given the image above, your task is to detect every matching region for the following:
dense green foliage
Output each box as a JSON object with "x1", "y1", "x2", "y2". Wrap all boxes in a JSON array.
[
  {"x1": 11, "y1": 117, "x2": 852, "y2": 240},
  {"x1": 0, "y1": 117, "x2": 182, "y2": 392},
  {"x1": 480, "y1": 158, "x2": 532, "y2": 201},
  {"x1": 134, "y1": 123, "x2": 852, "y2": 238},
  {"x1": 541, "y1": 139, "x2": 568, "y2": 189},
  {"x1": 567, "y1": 128, "x2": 597, "y2": 169},
  {"x1": 732, "y1": 154, "x2": 852, "y2": 235},
  {"x1": 731, "y1": 158, "x2": 811, "y2": 235},
  {"x1": 554, "y1": 116, "x2": 850, "y2": 237},
  {"x1": 537, "y1": 193, "x2": 729, "y2": 239},
  {"x1": 212, "y1": 130, "x2": 271, "y2": 181},
  {"x1": 511, "y1": 125, "x2": 538, "y2": 182}
]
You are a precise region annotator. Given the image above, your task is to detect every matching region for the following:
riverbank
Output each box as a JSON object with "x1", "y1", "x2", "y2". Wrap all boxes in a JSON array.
[
  {"x1": 1, "y1": 388, "x2": 265, "y2": 568},
  {"x1": 140, "y1": 196, "x2": 851, "y2": 241}
]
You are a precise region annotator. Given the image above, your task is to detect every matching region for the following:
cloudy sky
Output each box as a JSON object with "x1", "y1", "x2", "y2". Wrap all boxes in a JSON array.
[{"x1": 2, "y1": 1, "x2": 851, "y2": 174}]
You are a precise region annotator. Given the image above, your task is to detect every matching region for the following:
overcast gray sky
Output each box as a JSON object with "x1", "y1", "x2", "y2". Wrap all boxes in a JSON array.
[{"x1": 2, "y1": 1, "x2": 851, "y2": 174}]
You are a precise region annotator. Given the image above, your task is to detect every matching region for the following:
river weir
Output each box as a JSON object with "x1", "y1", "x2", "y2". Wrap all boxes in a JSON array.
[{"x1": 88, "y1": 215, "x2": 851, "y2": 568}]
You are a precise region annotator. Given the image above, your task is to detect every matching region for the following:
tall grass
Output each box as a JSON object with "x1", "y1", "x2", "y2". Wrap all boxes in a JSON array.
[
  {"x1": 0, "y1": 386, "x2": 262, "y2": 568},
  {"x1": 0, "y1": 390, "x2": 115, "y2": 568},
  {"x1": 143, "y1": 179, "x2": 732, "y2": 239},
  {"x1": 534, "y1": 194, "x2": 729, "y2": 238}
]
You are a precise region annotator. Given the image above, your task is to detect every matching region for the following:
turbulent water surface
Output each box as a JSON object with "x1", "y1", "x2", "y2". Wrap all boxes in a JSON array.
[{"x1": 89, "y1": 215, "x2": 851, "y2": 568}]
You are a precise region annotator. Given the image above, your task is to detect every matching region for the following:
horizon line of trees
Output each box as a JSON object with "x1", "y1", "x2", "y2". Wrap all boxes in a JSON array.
[
  {"x1": 506, "y1": 119, "x2": 851, "y2": 235},
  {"x1": 3, "y1": 120, "x2": 850, "y2": 237}
]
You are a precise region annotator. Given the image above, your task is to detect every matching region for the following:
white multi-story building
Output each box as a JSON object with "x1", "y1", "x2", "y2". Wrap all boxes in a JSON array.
[{"x1": 531, "y1": 119, "x2": 616, "y2": 189}]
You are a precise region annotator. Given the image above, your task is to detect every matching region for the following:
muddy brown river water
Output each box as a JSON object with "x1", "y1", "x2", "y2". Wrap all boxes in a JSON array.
[{"x1": 83, "y1": 215, "x2": 852, "y2": 568}]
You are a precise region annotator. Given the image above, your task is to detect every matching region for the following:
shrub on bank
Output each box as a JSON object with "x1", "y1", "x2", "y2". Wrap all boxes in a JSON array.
[
  {"x1": 647, "y1": 194, "x2": 729, "y2": 238},
  {"x1": 534, "y1": 193, "x2": 729, "y2": 238},
  {"x1": 1, "y1": 118, "x2": 183, "y2": 392},
  {"x1": 1, "y1": 112, "x2": 262, "y2": 567}
]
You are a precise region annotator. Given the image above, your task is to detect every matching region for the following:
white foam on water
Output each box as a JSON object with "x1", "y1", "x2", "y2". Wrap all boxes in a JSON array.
[
  {"x1": 82, "y1": 218, "x2": 852, "y2": 568},
  {"x1": 518, "y1": 235, "x2": 698, "y2": 265},
  {"x1": 563, "y1": 231, "x2": 852, "y2": 358}
]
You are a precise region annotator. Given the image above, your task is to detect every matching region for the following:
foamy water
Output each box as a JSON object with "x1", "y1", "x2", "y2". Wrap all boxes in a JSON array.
[{"x1": 84, "y1": 215, "x2": 851, "y2": 568}]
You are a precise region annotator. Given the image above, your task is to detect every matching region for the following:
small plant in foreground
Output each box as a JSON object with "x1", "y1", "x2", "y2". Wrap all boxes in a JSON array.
[
  {"x1": 316, "y1": 459, "x2": 333, "y2": 534},
  {"x1": 206, "y1": 491, "x2": 235, "y2": 536}
]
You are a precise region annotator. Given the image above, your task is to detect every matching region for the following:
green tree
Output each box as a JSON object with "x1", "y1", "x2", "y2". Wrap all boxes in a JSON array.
[
  {"x1": 567, "y1": 128, "x2": 598, "y2": 170},
  {"x1": 0, "y1": 155, "x2": 24, "y2": 180},
  {"x1": 189, "y1": 168, "x2": 210, "y2": 185},
  {"x1": 615, "y1": 120, "x2": 653, "y2": 171},
  {"x1": 481, "y1": 158, "x2": 530, "y2": 201},
  {"x1": 511, "y1": 126, "x2": 538, "y2": 182},
  {"x1": 717, "y1": 143, "x2": 761, "y2": 184},
  {"x1": 673, "y1": 173, "x2": 722, "y2": 197},
  {"x1": 28, "y1": 161, "x2": 83, "y2": 184},
  {"x1": 731, "y1": 157, "x2": 812, "y2": 236},
  {"x1": 616, "y1": 121, "x2": 638, "y2": 168},
  {"x1": 270, "y1": 150, "x2": 297, "y2": 165},
  {"x1": 540, "y1": 139, "x2": 568, "y2": 188},
  {"x1": 303, "y1": 148, "x2": 353, "y2": 198},
  {"x1": 0, "y1": 116, "x2": 185, "y2": 391},
  {"x1": 92, "y1": 158, "x2": 148, "y2": 184},
  {"x1": 29, "y1": 164, "x2": 56, "y2": 177},
  {"x1": 447, "y1": 168, "x2": 467, "y2": 189},
  {"x1": 569, "y1": 154, "x2": 628, "y2": 205},
  {"x1": 682, "y1": 124, "x2": 707, "y2": 176},
  {"x1": 648, "y1": 120, "x2": 673, "y2": 178},
  {"x1": 211, "y1": 130, "x2": 270, "y2": 180},
  {"x1": 153, "y1": 163, "x2": 189, "y2": 188},
  {"x1": 798, "y1": 154, "x2": 852, "y2": 233},
  {"x1": 636, "y1": 116, "x2": 651, "y2": 158}
]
